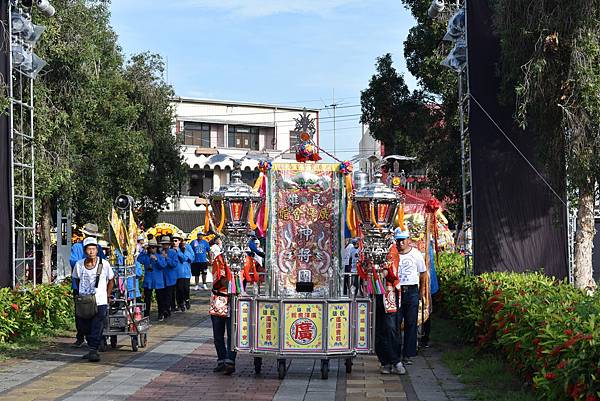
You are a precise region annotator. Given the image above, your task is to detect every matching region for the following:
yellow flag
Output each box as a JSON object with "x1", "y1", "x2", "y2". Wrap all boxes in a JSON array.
[
  {"x1": 127, "y1": 209, "x2": 138, "y2": 256},
  {"x1": 109, "y1": 208, "x2": 127, "y2": 252}
]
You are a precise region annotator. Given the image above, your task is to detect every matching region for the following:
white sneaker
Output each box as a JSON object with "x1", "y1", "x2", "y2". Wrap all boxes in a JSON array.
[
  {"x1": 194, "y1": 285, "x2": 199, "y2": 291},
  {"x1": 202, "y1": 284, "x2": 208, "y2": 290},
  {"x1": 380, "y1": 365, "x2": 392, "y2": 374},
  {"x1": 392, "y1": 362, "x2": 406, "y2": 375}
]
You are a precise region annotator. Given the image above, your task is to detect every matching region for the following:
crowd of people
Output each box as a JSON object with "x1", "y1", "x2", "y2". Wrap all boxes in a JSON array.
[{"x1": 69, "y1": 222, "x2": 434, "y2": 376}]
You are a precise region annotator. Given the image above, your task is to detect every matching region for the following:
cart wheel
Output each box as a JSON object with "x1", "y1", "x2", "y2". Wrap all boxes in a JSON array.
[
  {"x1": 345, "y1": 358, "x2": 353, "y2": 373},
  {"x1": 277, "y1": 359, "x2": 286, "y2": 380},
  {"x1": 110, "y1": 335, "x2": 118, "y2": 349},
  {"x1": 98, "y1": 338, "x2": 108, "y2": 352},
  {"x1": 321, "y1": 359, "x2": 329, "y2": 380},
  {"x1": 254, "y1": 357, "x2": 262, "y2": 374},
  {"x1": 139, "y1": 333, "x2": 147, "y2": 348},
  {"x1": 131, "y1": 335, "x2": 138, "y2": 352}
]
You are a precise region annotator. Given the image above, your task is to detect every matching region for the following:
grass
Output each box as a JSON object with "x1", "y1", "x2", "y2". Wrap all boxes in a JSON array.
[{"x1": 431, "y1": 314, "x2": 537, "y2": 401}]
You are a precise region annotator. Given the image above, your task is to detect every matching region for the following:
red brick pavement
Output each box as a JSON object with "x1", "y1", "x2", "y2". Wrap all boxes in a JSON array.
[{"x1": 127, "y1": 343, "x2": 281, "y2": 401}]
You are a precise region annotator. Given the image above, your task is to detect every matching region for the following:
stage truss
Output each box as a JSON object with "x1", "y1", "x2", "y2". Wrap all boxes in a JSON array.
[{"x1": 7, "y1": 0, "x2": 37, "y2": 287}]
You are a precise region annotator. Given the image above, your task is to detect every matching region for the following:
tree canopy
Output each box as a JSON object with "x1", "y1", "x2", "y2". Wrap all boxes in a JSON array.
[{"x1": 34, "y1": 0, "x2": 185, "y2": 230}]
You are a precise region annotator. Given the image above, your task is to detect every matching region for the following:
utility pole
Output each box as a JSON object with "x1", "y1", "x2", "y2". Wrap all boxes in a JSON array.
[{"x1": 328, "y1": 89, "x2": 338, "y2": 158}]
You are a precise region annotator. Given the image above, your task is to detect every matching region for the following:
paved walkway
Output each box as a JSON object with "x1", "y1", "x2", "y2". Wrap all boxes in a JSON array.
[{"x1": 0, "y1": 293, "x2": 470, "y2": 401}]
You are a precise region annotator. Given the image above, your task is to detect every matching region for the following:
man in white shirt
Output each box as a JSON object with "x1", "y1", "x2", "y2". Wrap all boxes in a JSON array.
[
  {"x1": 342, "y1": 238, "x2": 359, "y2": 295},
  {"x1": 72, "y1": 237, "x2": 115, "y2": 362},
  {"x1": 394, "y1": 227, "x2": 427, "y2": 365}
]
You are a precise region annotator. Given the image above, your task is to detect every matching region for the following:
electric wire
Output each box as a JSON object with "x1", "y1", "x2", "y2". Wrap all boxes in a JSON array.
[{"x1": 469, "y1": 94, "x2": 567, "y2": 207}]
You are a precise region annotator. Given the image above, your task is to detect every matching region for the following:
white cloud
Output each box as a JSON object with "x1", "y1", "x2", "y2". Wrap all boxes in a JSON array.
[{"x1": 171, "y1": 0, "x2": 363, "y2": 18}]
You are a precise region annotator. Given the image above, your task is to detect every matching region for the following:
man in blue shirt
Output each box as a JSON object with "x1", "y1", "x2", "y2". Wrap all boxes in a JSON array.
[
  {"x1": 190, "y1": 232, "x2": 210, "y2": 290},
  {"x1": 69, "y1": 223, "x2": 105, "y2": 347}
]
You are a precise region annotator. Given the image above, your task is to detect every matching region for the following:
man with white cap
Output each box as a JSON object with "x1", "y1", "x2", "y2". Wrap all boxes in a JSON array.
[
  {"x1": 69, "y1": 223, "x2": 106, "y2": 347},
  {"x1": 72, "y1": 237, "x2": 114, "y2": 362},
  {"x1": 393, "y1": 227, "x2": 426, "y2": 366}
]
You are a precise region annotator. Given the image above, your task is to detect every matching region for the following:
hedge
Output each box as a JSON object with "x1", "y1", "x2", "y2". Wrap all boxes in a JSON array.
[
  {"x1": 436, "y1": 253, "x2": 600, "y2": 401},
  {"x1": 0, "y1": 282, "x2": 74, "y2": 342}
]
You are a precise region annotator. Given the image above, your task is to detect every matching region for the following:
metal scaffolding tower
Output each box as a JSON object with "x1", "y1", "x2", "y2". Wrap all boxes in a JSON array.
[
  {"x1": 457, "y1": 0, "x2": 473, "y2": 275},
  {"x1": 8, "y1": 1, "x2": 36, "y2": 287}
]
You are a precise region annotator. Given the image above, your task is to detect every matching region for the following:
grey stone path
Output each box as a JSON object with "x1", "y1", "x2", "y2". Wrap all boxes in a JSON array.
[
  {"x1": 0, "y1": 360, "x2": 65, "y2": 393},
  {"x1": 407, "y1": 347, "x2": 471, "y2": 401},
  {"x1": 59, "y1": 317, "x2": 212, "y2": 401},
  {"x1": 272, "y1": 359, "x2": 340, "y2": 401}
]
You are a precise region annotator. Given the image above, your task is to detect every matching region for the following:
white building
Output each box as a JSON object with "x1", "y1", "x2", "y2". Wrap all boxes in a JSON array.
[
  {"x1": 356, "y1": 124, "x2": 383, "y2": 173},
  {"x1": 170, "y1": 97, "x2": 320, "y2": 212}
]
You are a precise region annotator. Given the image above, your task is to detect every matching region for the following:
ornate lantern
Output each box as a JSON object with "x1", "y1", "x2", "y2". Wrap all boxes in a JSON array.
[
  {"x1": 353, "y1": 172, "x2": 399, "y2": 236},
  {"x1": 209, "y1": 162, "x2": 263, "y2": 272},
  {"x1": 352, "y1": 171, "x2": 401, "y2": 269}
]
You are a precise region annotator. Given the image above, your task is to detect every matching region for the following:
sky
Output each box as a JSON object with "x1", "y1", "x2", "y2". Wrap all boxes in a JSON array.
[{"x1": 109, "y1": 0, "x2": 418, "y2": 160}]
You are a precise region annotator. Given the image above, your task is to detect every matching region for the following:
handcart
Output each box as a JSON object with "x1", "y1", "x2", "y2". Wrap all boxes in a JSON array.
[{"x1": 104, "y1": 264, "x2": 150, "y2": 352}]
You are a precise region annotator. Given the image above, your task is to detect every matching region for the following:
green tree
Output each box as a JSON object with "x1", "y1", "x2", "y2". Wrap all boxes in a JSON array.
[
  {"x1": 360, "y1": 50, "x2": 462, "y2": 223},
  {"x1": 493, "y1": 0, "x2": 600, "y2": 291},
  {"x1": 122, "y1": 52, "x2": 187, "y2": 229},
  {"x1": 32, "y1": 0, "x2": 185, "y2": 281}
]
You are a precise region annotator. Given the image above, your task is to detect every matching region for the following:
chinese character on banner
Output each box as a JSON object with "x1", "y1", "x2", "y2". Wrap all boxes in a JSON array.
[
  {"x1": 293, "y1": 319, "x2": 316, "y2": 344},
  {"x1": 299, "y1": 226, "x2": 313, "y2": 241},
  {"x1": 312, "y1": 194, "x2": 324, "y2": 206},
  {"x1": 318, "y1": 208, "x2": 330, "y2": 221},
  {"x1": 288, "y1": 193, "x2": 300, "y2": 206},
  {"x1": 298, "y1": 248, "x2": 312, "y2": 263}
]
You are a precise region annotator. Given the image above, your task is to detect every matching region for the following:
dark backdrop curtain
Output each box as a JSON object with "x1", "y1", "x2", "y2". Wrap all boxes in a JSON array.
[{"x1": 467, "y1": 0, "x2": 568, "y2": 278}]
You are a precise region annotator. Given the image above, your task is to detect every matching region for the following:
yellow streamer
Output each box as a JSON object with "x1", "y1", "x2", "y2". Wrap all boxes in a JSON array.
[
  {"x1": 204, "y1": 204, "x2": 210, "y2": 233},
  {"x1": 398, "y1": 204, "x2": 405, "y2": 231},
  {"x1": 249, "y1": 203, "x2": 257, "y2": 230},
  {"x1": 217, "y1": 201, "x2": 225, "y2": 233},
  {"x1": 370, "y1": 204, "x2": 382, "y2": 231}
]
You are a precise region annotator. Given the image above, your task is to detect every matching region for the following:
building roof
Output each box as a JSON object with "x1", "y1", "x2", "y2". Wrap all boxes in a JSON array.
[
  {"x1": 156, "y1": 210, "x2": 206, "y2": 234},
  {"x1": 171, "y1": 96, "x2": 320, "y2": 113}
]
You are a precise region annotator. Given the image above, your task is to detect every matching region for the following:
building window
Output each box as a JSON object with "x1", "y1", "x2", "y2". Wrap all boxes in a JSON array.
[
  {"x1": 289, "y1": 130, "x2": 299, "y2": 149},
  {"x1": 183, "y1": 122, "x2": 211, "y2": 147},
  {"x1": 228, "y1": 125, "x2": 259, "y2": 150},
  {"x1": 188, "y1": 169, "x2": 213, "y2": 196},
  {"x1": 241, "y1": 170, "x2": 260, "y2": 187}
]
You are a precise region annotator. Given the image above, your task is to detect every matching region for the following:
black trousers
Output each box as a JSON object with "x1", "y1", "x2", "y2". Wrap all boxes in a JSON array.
[
  {"x1": 176, "y1": 278, "x2": 190, "y2": 307},
  {"x1": 144, "y1": 288, "x2": 168, "y2": 319},
  {"x1": 166, "y1": 285, "x2": 176, "y2": 312}
]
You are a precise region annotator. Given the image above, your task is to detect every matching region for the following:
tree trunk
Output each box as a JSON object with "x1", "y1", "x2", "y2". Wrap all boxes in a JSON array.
[
  {"x1": 573, "y1": 180, "x2": 597, "y2": 292},
  {"x1": 40, "y1": 198, "x2": 53, "y2": 284}
]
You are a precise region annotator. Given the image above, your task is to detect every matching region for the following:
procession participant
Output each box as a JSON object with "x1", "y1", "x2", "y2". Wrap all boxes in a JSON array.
[
  {"x1": 209, "y1": 236, "x2": 236, "y2": 375},
  {"x1": 173, "y1": 232, "x2": 194, "y2": 311},
  {"x1": 136, "y1": 234, "x2": 145, "y2": 255},
  {"x1": 242, "y1": 249, "x2": 259, "y2": 294},
  {"x1": 138, "y1": 238, "x2": 167, "y2": 321},
  {"x1": 247, "y1": 230, "x2": 265, "y2": 259},
  {"x1": 69, "y1": 223, "x2": 106, "y2": 348},
  {"x1": 395, "y1": 228, "x2": 427, "y2": 365},
  {"x1": 159, "y1": 235, "x2": 178, "y2": 317},
  {"x1": 420, "y1": 238, "x2": 439, "y2": 349},
  {"x1": 191, "y1": 231, "x2": 210, "y2": 290},
  {"x1": 252, "y1": 239, "x2": 266, "y2": 289},
  {"x1": 72, "y1": 237, "x2": 114, "y2": 362},
  {"x1": 342, "y1": 238, "x2": 359, "y2": 295},
  {"x1": 375, "y1": 229, "x2": 405, "y2": 375}
]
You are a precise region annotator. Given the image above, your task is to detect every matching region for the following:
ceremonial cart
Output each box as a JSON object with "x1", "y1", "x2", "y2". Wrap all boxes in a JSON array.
[{"x1": 210, "y1": 161, "x2": 378, "y2": 380}]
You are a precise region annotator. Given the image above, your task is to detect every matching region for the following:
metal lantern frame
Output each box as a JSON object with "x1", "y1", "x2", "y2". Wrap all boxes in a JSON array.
[
  {"x1": 209, "y1": 165, "x2": 263, "y2": 271},
  {"x1": 352, "y1": 171, "x2": 402, "y2": 269}
]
